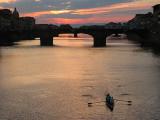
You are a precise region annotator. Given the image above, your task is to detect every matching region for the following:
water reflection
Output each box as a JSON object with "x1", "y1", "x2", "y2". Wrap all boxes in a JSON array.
[{"x1": 0, "y1": 38, "x2": 160, "y2": 120}]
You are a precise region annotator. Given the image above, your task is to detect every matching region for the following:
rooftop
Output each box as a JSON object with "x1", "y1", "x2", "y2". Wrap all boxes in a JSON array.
[{"x1": 153, "y1": 4, "x2": 160, "y2": 8}]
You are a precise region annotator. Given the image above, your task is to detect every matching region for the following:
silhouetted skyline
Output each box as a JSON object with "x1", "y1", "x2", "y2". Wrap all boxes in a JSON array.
[{"x1": 0, "y1": 0, "x2": 160, "y2": 25}]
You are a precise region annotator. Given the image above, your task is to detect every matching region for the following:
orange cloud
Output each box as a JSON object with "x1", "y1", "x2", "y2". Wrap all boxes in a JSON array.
[
  {"x1": 72, "y1": 1, "x2": 153, "y2": 15},
  {"x1": 22, "y1": 10, "x2": 71, "y2": 17},
  {"x1": 50, "y1": 10, "x2": 71, "y2": 14},
  {"x1": 0, "y1": 0, "x2": 16, "y2": 3},
  {"x1": 22, "y1": 11, "x2": 51, "y2": 17},
  {"x1": 41, "y1": 15, "x2": 133, "y2": 24}
]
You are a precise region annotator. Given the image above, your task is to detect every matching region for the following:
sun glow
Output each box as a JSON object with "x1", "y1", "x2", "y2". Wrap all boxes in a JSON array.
[
  {"x1": 50, "y1": 10, "x2": 71, "y2": 14},
  {"x1": 41, "y1": 15, "x2": 133, "y2": 24},
  {"x1": 0, "y1": 0, "x2": 16, "y2": 3}
]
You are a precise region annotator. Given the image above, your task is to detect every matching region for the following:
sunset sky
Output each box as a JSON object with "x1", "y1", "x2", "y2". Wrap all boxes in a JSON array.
[{"x1": 0, "y1": 0, "x2": 160, "y2": 25}]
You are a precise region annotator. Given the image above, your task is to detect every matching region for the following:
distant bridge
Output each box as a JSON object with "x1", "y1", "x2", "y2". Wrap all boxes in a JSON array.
[
  {"x1": 0, "y1": 25, "x2": 148, "y2": 47},
  {"x1": 33, "y1": 26, "x2": 148, "y2": 47}
]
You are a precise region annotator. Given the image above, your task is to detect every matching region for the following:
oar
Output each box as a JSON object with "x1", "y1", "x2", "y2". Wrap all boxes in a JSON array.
[
  {"x1": 88, "y1": 101, "x2": 107, "y2": 107},
  {"x1": 88, "y1": 101, "x2": 105, "y2": 105},
  {"x1": 88, "y1": 99, "x2": 132, "y2": 106},
  {"x1": 119, "y1": 103, "x2": 132, "y2": 106},
  {"x1": 114, "y1": 99, "x2": 132, "y2": 103}
]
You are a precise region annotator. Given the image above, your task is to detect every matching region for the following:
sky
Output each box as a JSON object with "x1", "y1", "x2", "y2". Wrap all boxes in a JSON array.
[{"x1": 0, "y1": 0, "x2": 160, "y2": 25}]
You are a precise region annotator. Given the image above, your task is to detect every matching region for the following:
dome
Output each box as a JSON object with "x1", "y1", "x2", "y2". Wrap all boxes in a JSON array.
[{"x1": 13, "y1": 8, "x2": 19, "y2": 18}]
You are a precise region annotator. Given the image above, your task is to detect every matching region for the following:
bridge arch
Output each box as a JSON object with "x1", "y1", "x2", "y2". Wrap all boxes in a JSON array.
[
  {"x1": 40, "y1": 31, "x2": 108, "y2": 47},
  {"x1": 55, "y1": 33, "x2": 93, "y2": 47},
  {"x1": 74, "y1": 30, "x2": 108, "y2": 47},
  {"x1": 39, "y1": 28, "x2": 130, "y2": 47},
  {"x1": 77, "y1": 33, "x2": 93, "y2": 38},
  {"x1": 58, "y1": 33, "x2": 75, "y2": 38}
]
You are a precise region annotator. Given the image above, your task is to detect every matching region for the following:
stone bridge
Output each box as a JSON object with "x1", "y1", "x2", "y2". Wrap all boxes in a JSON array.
[
  {"x1": 32, "y1": 26, "x2": 147, "y2": 47},
  {"x1": 0, "y1": 25, "x2": 148, "y2": 47}
]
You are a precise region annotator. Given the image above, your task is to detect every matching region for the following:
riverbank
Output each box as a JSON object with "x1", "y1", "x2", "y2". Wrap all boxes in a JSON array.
[{"x1": 127, "y1": 31, "x2": 160, "y2": 55}]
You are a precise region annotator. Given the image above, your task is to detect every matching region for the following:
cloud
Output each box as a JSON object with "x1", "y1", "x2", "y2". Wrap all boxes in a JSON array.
[
  {"x1": 22, "y1": 10, "x2": 72, "y2": 17},
  {"x1": 38, "y1": 15, "x2": 133, "y2": 24},
  {"x1": 0, "y1": 0, "x2": 133, "y2": 13},
  {"x1": 71, "y1": 1, "x2": 152, "y2": 15},
  {"x1": 0, "y1": 0, "x2": 160, "y2": 24},
  {"x1": 22, "y1": 0, "x2": 154, "y2": 17},
  {"x1": 0, "y1": 0, "x2": 16, "y2": 3}
]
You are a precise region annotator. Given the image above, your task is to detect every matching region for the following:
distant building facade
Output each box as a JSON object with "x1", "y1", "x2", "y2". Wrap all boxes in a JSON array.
[
  {"x1": 19, "y1": 17, "x2": 35, "y2": 30},
  {"x1": 0, "y1": 9, "x2": 12, "y2": 19},
  {"x1": 153, "y1": 4, "x2": 160, "y2": 15},
  {"x1": 105, "y1": 22, "x2": 122, "y2": 29},
  {"x1": 0, "y1": 8, "x2": 35, "y2": 30},
  {"x1": 0, "y1": 9, "x2": 12, "y2": 30},
  {"x1": 128, "y1": 12, "x2": 154, "y2": 29},
  {"x1": 128, "y1": 4, "x2": 160, "y2": 29},
  {"x1": 153, "y1": 4, "x2": 160, "y2": 24}
]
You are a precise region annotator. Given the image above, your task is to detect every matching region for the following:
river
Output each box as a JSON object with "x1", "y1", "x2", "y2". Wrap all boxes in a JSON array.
[{"x1": 0, "y1": 36, "x2": 160, "y2": 120}]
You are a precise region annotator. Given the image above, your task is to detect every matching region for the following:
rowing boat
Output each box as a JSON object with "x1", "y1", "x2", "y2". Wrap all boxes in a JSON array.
[{"x1": 106, "y1": 94, "x2": 114, "y2": 111}]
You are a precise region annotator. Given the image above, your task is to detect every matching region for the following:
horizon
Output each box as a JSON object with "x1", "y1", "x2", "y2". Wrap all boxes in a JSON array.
[{"x1": 0, "y1": 0, "x2": 160, "y2": 25}]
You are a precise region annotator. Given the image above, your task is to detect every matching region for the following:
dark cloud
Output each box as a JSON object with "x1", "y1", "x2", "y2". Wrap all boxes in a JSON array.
[{"x1": 0, "y1": 0, "x2": 132, "y2": 13}]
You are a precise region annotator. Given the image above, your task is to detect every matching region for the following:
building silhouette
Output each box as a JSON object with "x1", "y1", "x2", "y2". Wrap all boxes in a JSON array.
[
  {"x1": 153, "y1": 4, "x2": 160, "y2": 15},
  {"x1": 153, "y1": 4, "x2": 160, "y2": 24},
  {"x1": 128, "y1": 4, "x2": 160, "y2": 29},
  {"x1": 0, "y1": 8, "x2": 35, "y2": 30},
  {"x1": 13, "y1": 8, "x2": 19, "y2": 19}
]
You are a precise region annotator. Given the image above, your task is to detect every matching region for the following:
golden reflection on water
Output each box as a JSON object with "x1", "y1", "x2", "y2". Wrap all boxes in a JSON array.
[{"x1": 0, "y1": 38, "x2": 160, "y2": 120}]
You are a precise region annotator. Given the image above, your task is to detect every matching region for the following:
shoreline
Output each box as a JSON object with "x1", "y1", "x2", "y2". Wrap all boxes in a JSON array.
[{"x1": 127, "y1": 32, "x2": 160, "y2": 54}]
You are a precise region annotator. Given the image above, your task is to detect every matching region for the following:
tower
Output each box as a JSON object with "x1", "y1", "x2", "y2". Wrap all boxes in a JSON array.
[{"x1": 13, "y1": 8, "x2": 19, "y2": 18}]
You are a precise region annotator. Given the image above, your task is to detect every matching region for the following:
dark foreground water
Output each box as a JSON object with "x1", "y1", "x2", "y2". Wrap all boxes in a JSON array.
[{"x1": 0, "y1": 37, "x2": 160, "y2": 120}]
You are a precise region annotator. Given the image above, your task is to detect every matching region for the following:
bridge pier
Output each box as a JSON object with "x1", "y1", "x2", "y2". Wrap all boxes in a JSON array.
[
  {"x1": 93, "y1": 33, "x2": 107, "y2": 47},
  {"x1": 114, "y1": 33, "x2": 120, "y2": 37},
  {"x1": 74, "y1": 33, "x2": 78, "y2": 38},
  {"x1": 40, "y1": 33, "x2": 53, "y2": 46}
]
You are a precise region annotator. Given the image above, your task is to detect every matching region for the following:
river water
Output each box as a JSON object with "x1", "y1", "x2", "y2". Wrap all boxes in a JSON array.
[{"x1": 0, "y1": 36, "x2": 160, "y2": 120}]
